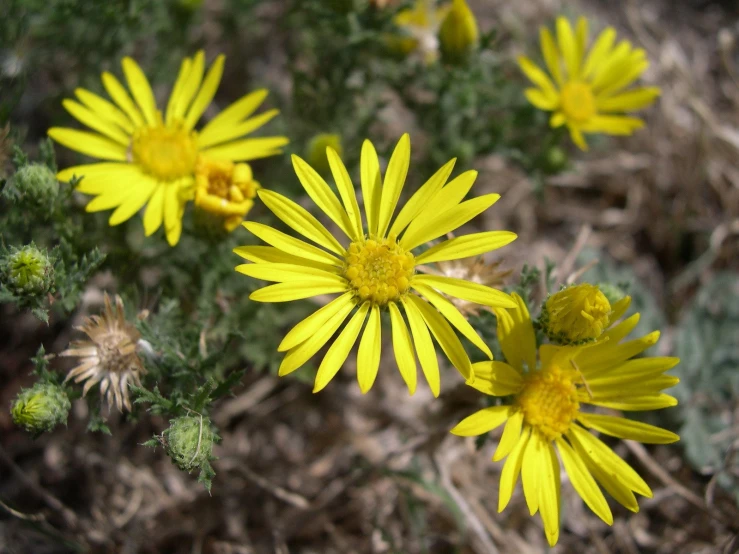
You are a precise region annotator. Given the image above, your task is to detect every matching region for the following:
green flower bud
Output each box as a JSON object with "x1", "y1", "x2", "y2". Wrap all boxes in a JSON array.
[
  {"x1": 163, "y1": 416, "x2": 218, "y2": 472},
  {"x1": 5, "y1": 163, "x2": 59, "y2": 207},
  {"x1": 306, "y1": 134, "x2": 342, "y2": 176},
  {"x1": 543, "y1": 146, "x2": 568, "y2": 174},
  {"x1": 439, "y1": 0, "x2": 479, "y2": 64},
  {"x1": 2, "y1": 244, "x2": 54, "y2": 296},
  {"x1": 596, "y1": 282, "x2": 628, "y2": 306},
  {"x1": 12, "y1": 382, "x2": 71, "y2": 436}
]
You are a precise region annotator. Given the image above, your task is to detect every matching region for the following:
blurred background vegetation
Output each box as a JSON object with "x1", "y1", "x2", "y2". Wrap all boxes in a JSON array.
[{"x1": 1, "y1": 0, "x2": 737, "y2": 552}]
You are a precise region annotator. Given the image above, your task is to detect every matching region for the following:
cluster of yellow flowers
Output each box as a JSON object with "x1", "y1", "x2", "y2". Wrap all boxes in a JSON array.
[{"x1": 50, "y1": 5, "x2": 670, "y2": 546}]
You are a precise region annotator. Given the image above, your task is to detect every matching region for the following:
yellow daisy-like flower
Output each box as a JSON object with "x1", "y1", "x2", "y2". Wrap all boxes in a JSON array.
[
  {"x1": 194, "y1": 157, "x2": 260, "y2": 232},
  {"x1": 390, "y1": 0, "x2": 451, "y2": 64},
  {"x1": 451, "y1": 294, "x2": 680, "y2": 546},
  {"x1": 235, "y1": 134, "x2": 517, "y2": 395},
  {"x1": 540, "y1": 283, "x2": 631, "y2": 345},
  {"x1": 49, "y1": 51, "x2": 288, "y2": 245},
  {"x1": 518, "y1": 16, "x2": 660, "y2": 150}
]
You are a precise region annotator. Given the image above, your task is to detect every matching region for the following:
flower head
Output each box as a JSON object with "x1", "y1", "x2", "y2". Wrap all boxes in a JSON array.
[
  {"x1": 2, "y1": 244, "x2": 55, "y2": 297},
  {"x1": 60, "y1": 294, "x2": 145, "y2": 412},
  {"x1": 540, "y1": 283, "x2": 630, "y2": 345},
  {"x1": 390, "y1": 0, "x2": 450, "y2": 64},
  {"x1": 235, "y1": 133, "x2": 517, "y2": 395},
  {"x1": 519, "y1": 16, "x2": 660, "y2": 150},
  {"x1": 194, "y1": 157, "x2": 260, "y2": 232},
  {"x1": 163, "y1": 415, "x2": 219, "y2": 473},
  {"x1": 451, "y1": 294, "x2": 680, "y2": 546},
  {"x1": 438, "y1": 0, "x2": 478, "y2": 64},
  {"x1": 49, "y1": 51, "x2": 288, "y2": 245},
  {"x1": 12, "y1": 382, "x2": 71, "y2": 436}
]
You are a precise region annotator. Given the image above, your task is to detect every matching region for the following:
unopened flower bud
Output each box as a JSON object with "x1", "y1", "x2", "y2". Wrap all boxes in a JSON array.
[
  {"x1": 439, "y1": 0, "x2": 479, "y2": 64},
  {"x1": 306, "y1": 134, "x2": 342, "y2": 176},
  {"x1": 540, "y1": 283, "x2": 612, "y2": 345},
  {"x1": 163, "y1": 415, "x2": 218, "y2": 472},
  {"x1": 12, "y1": 382, "x2": 71, "y2": 436},
  {"x1": 2, "y1": 244, "x2": 54, "y2": 297},
  {"x1": 5, "y1": 163, "x2": 59, "y2": 207}
]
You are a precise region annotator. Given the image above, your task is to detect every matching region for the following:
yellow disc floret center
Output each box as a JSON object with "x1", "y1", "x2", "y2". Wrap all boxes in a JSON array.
[
  {"x1": 131, "y1": 120, "x2": 198, "y2": 180},
  {"x1": 516, "y1": 366, "x2": 579, "y2": 441},
  {"x1": 344, "y1": 237, "x2": 415, "y2": 305},
  {"x1": 560, "y1": 82, "x2": 596, "y2": 123}
]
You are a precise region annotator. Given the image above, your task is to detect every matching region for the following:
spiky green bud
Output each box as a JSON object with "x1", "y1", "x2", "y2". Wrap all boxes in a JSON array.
[
  {"x1": 439, "y1": 0, "x2": 479, "y2": 64},
  {"x1": 306, "y1": 133, "x2": 343, "y2": 176},
  {"x1": 5, "y1": 163, "x2": 59, "y2": 207},
  {"x1": 163, "y1": 415, "x2": 218, "y2": 472},
  {"x1": 2, "y1": 244, "x2": 54, "y2": 296},
  {"x1": 12, "y1": 382, "x2": 71, "y2": 436}
]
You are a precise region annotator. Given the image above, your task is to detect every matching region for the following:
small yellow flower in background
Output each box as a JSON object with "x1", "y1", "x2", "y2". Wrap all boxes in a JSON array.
[
  {"x1": 438, "y1": 0, "x2": 479, "y2": 63},
  {"x1": 49, "y1": 51, "x2": 288, "y2": 245},
  {"x1": 235, "y1": 133, "x2": 517, "y2": 396},
  {"x1": 60, "y1": 294, "x2": 145, "y2": 412},
  {"x1": 390, "y1": 0, "x2": 451, "y2": 64},
  {"x1": 540, "y1": 283, "x2": 631, "y2": 345},
  {"x1": 306, "y1": 133, "x2": 342, "y2": 175},
  {"x1": 194, "y1": 157, "x2": 260, "y2": 232},
  {"x1": 519, "y1": 16, "x2": 660, "y2": 150},
  {"x1": 451, "y1": 294, "x2": 679, "y2": 546}
]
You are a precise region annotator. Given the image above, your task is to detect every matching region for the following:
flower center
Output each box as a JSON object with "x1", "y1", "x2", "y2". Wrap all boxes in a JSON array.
[
  {"x1": 130, "y1": 119, "x2": 198, "y2": 180},
  {"x1": 560, "y1": 82, "x2": 596, "y2": 123},
  {"x1": 516, "y1": 365, "x2": 579, "y2": 441},
  {"x1": 542, "y1": 283, "x2": 612, "y2": 344},
  {"x1": 344, "y1": 237, "x2": 415, "y2": 305},
  {"x1": 98, "y1": 333, "x2": 136, "y2": 374}
]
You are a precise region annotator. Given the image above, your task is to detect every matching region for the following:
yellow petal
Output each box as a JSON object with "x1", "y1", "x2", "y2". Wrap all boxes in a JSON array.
[
  {"x1": 143, "y1": 185, "x2": 165, "y2": 236},
  {"x1": 108, "y1": 176, "x2": 158, "y2": 225},
  {"x1": 406, "y1": 169, "x2": 478, "y2": 235},
  {"x1": 498, "y1": 428, "x2": 530, "y2": 512},
  {"x1": 577, "y1": 413, "x2": 679, "y2": 444},
  {"x1": 569, "y1": 126, "x2": 588, "y2": 150},
  {"x1": 586, "y1": 357, "x2": 680, "y2": 385},
  {"x1": 400, "y1": 193, "x2": 500, "y2": 251},
  {"x1": 377, "y1": 133, "x2": 410, "y2": 238},
  {"x1": 556, "y1": 17, "x2": 579, "y2": 79},
  {"x1": 166, "y1": 56, "x2": 193, "y2": 124},
  {"x1": 185, "y1": 54, "x2": 225, "y2": 129},
  {"x1": 278, "y1": 292, "x2": 355, "y2": 352},
  {"x1": 524, "y1": 88, "x2": 558, "y2": 111},
  {"x1": 122, "y1": 57, "x2": 158, "y2": 125},
  {"x1": 327, "y1": 147, "x2": 363, "y2": 240},
  {"x1": 243, "y1": 221, "x2": 342, "y2": 266},
  {"x1": 521, "y1": 431, "x2": 543, "y2": 515},
  {"x1": 62, "y1": 99, "x2": 130, "y2": 145},
  {"x1": 539, "y1": 26, "x2": 562, "y2": 85},
  {"x1": 389, "y1": 301, "x2": 418, "y2": 395},
  {"x1": 101, "y1": 71, "x2": 145, "y2": 127},
  {"x1": 468, "y1": 361, "x2": 524, "y2": 397},
  {"x1": 196, "y1": 110, "x2": 280, "y2": 149},
  {"x1": 233, "y1": 245, "x2": 337, "y2": 272},
  {"x1": 200, "y1": 136, "x2": 289, "y2": 162},
  {"x1": 360, "y1": 139, "x2": 383, "y2": 237},
  {"x1": 596, "y1": 87, "x2": 660, "y2": 112},
  {"x1": 313, "y1": 302, "x2": 369, "y2": 393},
  {"x1": 389, "y1": 157, "x2": 455, "y2": 238},
  {"x1": 413, "y1": 274, "x2": 516, "y2": 309},
  {"x1": 493, "y1": 409, "x2": 523, "y2": 461},
  {"x1": 256, "y1": 190, "x2": 345, "y2": 255},
  {"x1": 580, "y1": 115, "x2": 644, "y2": 135},
  {"x1": 172, "y1": 50, "x2": 205, "y2": 120},
  {"x1": 585, "y1": 394, "x2": 677, "y2": 412},
  {"x1": 415, "y1": 230, "x2": 517, "y2": 264},
  {"x1": 235, "y1": 262, "x2": 341, "y2": 283},
  {"x1": 582, "y1": 27, "x2": 617, "y2": 79},
  {"x1": 48, "y1": 128, "x2": 127, "y2": 161},
  {"x1": 517, "y1": 56, "x2": 557, "y2": 98},
  {"x1": 291, "y1": 154, "x2": 354, "y2": 239},
  {"x1": 405, "y1": 294, "x2": 472, "y2": 382},
  {"x1": 539, "y1": 441, "x2": 561, "y2": 547},
  {"x1": 450, "y1": 405, "x2": 510, "y2": 436},
  {"x1": 401, "y1": 296, "x2": 440, "y2": 397},
  {"x1": 279, "y1": 302, "x2": 355, "y2": 376},
  {"x1": 576, "y1": 330, "x2": 660, "y2": 375},
  {"x1": 357, "y1": 305, "x2": 382, "y2": 393},
  {"x1": 198, "y1": 89, "x2": 268, "y2": 140},
  {"x1": 556, "y1": 437, "x2": 613, "y2": 525},
  {"x1": 411, "y1": 283, "x2": 492, "y2": 358},
  {"x1": 250, "y1": 281, "x2": 347, "y2": 303},
  {"x1": 493, "y1": 292, "x2": 537, "y2": 371}
]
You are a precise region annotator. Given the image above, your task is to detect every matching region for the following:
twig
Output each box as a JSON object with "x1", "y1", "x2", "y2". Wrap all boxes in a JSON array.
[{"x1": 0, "y1": 497, "x2": 46, "y2": 522}]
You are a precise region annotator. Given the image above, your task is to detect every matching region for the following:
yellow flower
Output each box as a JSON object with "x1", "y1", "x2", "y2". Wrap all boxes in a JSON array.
[
  {"x1": 438, "y1": 0, "x2": 479, "y2": 63},
  {"x1": 194, "y1": 157, "x2": 260, "y2": 232},
  {"x1": 451, "y1": 294, "x2": 679, "y2": 546},
  {"x1": 540, "y1": 283, "x2": 631, "y2": 345},
  {"x1": 519, "y1": 16, "x2": 660, "y2": 150},
  {"x1": 390, "y1": 0, "x2": 450, "y2": 64},
  {"x1": 49, "y1": 51, "x2": 288, "y2": 245},
  {"x1": 235, "y1": 134, "x2": 517, "y2": 395},
  {"x1": 60, "y1": 294, "x2": 145, "y2": 412}
]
